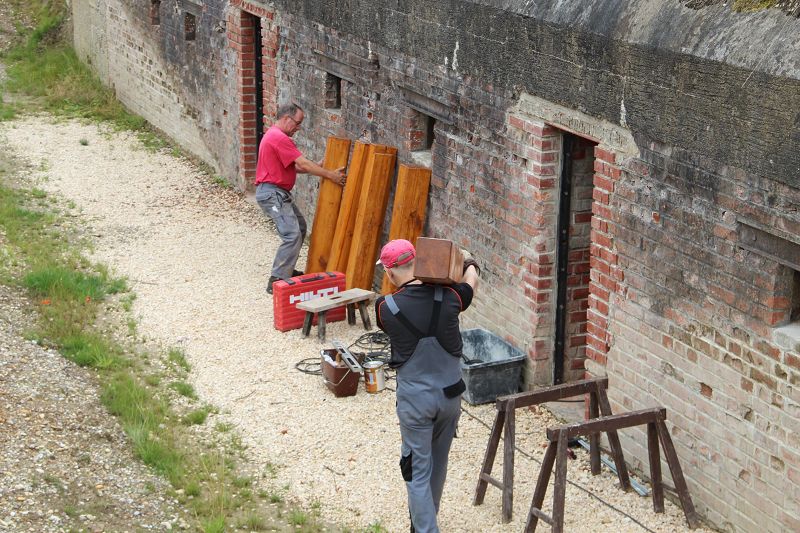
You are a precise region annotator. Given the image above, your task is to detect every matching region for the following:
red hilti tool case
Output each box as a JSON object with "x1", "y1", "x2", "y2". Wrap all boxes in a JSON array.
[{"x1": 272, "y1": 272, "x2": 346, "y2": 331}]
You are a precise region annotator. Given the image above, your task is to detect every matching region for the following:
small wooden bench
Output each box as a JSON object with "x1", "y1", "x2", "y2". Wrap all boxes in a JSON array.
[{"x1": 295, "y1": 288, "x2": 376, "y2": 340}]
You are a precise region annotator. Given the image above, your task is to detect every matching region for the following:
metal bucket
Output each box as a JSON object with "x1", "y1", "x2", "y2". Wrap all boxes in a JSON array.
[{"x1": 362, "y1": 361, "x2": 386, "y2": 393}]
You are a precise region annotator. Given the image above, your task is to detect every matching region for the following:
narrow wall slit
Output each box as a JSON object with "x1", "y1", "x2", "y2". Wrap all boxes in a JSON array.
[{"x1": 554, "y1": 132, "x2": 595, "y2": 384}]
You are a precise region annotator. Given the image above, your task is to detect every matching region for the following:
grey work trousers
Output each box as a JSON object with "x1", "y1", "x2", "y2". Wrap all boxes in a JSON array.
[
  {"x1": 396, "y1": 336, "x2": 463, "y2": 533},
  {"x1": 256, "y1": 183, "x2": 307, "y2": 279}
]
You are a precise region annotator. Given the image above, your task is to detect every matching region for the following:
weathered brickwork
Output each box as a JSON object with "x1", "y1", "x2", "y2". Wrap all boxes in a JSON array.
[
  {"x1": 73, "y1": 0, "x2": 239, "y2": 180},
  {"x1": 228, "y1": 1, "x2": 279, "y2": 190},
  {"x1": 601, "y1": 145, "x2": 800, "y2": 532},
  {"x1": 71, "y1": 1, "x2": 799, "y2": 531}
]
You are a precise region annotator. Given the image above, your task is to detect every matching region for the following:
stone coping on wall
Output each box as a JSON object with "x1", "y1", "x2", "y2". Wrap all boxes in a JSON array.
[{"x1": 773, "y1": 322, "x2": 800, "y2": 352}]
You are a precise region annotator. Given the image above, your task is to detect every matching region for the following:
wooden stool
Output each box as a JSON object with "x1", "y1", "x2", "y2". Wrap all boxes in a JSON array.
[
  {"x1": 473, "y1": 378, "x2": 620, "y2": 522},
  {"x1": 525, "y1": 407, "x2": 699, "y2": 533},
  {"x1": 295, "y1": 288, "x2": 376, "y2": 341}
]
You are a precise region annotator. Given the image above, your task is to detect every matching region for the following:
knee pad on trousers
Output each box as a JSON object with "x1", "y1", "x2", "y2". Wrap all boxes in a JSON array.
[{"x1": 400, "y1": 452, "x2": 413, "y2": 482}]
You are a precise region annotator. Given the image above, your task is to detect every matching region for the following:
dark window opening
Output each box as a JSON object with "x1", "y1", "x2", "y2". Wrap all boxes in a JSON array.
[
  {"x1": 184, "y1": 13, "x2": 196, "y2": 41},
  {"x1": 150, "y1": 0, "x2": 161, "y2": 25},
  {"x1": 792, "y1": 269, "x2": 800, "y2": 322},
  {"x1": 410, "y1": 111, "x2": 435, "y2": 152},
  {"x1": 324, "y1": 73, "x2": 342, "y2": 109}
]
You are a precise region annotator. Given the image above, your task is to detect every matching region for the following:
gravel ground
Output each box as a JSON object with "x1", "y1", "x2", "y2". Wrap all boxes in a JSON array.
[
  {"x1": 0, "y1": 281, "x2": 183, "y2": 532},
  {"x1": 0, "y1": 116, "x2": 716, "y2": 533}
]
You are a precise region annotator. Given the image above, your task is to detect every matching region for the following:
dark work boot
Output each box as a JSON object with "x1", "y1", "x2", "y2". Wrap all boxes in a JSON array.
[
  {"x1": 266, "y1": 276, "x2": 281, "y2": 294},
  {"x1": 292, "y1": 269, "x2": 304, "y2": 277}
]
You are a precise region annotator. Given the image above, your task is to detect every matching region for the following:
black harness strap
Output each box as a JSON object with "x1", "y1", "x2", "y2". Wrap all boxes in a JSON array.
[
  {"x1": 384, "y1": 286, "x2": 444, "y2": 341},
  {"x1": 384, "y1": 293, "x2": 426, "y2": 339},
  {"x1": 428, "y1": 286, "x2": 443, "y2": 337}
]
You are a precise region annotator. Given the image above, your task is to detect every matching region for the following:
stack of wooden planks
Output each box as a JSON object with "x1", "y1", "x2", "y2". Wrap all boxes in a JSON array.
[{"x1": 305, "y1": 137, "x2": 431, "y2": 293}]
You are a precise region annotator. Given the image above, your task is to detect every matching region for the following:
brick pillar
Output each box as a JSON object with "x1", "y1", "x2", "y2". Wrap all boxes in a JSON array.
[
  {"x1": 586, "y1": 146, "x2": 623, "y2": 369},
  {"x1": 228, "y1": 1, "x2": 278, "y2": 191},
  {"x1": 508, "y1": 115, "x2": 560, "y2": 385}
]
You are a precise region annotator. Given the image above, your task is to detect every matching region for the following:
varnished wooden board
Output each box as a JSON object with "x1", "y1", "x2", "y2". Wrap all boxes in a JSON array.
[
  {"x1": 381, "y1": 164, "x2": 431, "y2": 294},
  {"x1": 345, "y1": 151, "x2": 397, "y2": 290},
  {"x1": 329, "y1": 143, "x2": 397, "y2": 273},
  {"x1": 305, "y1": 137, "x2": 351, "y2": 274}
]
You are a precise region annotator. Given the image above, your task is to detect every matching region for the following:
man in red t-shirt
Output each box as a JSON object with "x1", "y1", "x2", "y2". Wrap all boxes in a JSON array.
[{"x1": 255, "y1": 103, "x2": 346, "y2": 293}]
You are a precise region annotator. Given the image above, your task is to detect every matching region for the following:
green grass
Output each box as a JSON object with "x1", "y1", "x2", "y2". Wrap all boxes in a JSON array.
[
  {"x1": 182, "y1": 406, "x2": 211, "y2": 426},
  {"x1": 168, "y1": 348, "x2": 191, "y2": 372},
  {"x1": 4, "y1": 22, "x2": 146, "y2": 129},
  {"x1": 232, "y1": 476, "x2": 252, "y2": 489},
  {"x1": 23, "y1": 265, "x2": 122, "y2": 301},
  {"x1": 0, "y1": 3, "x2": 312, "y2": 530},
  {"x1": 288, "y1": 509, "x2": 309, "y2": 526},
  {"x1": 1, "y1": 0, "x2": 166, "y2": 146},
  {"x1": 202, "y1": 516, "x2": 225, "y2": 533},
  {"x1": 101, "y1": 373, "x2": 185, "y2": 485},
  {"x1": 212, "y1": 175, "x2": 232, "y2": 189},
  {"x1": 61, "y1": 331, "x2": 125, "y2": 368},
  {"x1": 239, "y1": 513, "x2": 268, "y2": 530},
  {"x1": 0, "y1": 101, "x2": 16, "y2": 121},
  {"x1": 185, "y1": 480, "x2": 201, "y2": 497},
  {"x1": 170, "y1": 380, "x2": 197, "y2": 399},
  {"x1": 215, "y1": 422, "x2": 233, "y2": 433}
]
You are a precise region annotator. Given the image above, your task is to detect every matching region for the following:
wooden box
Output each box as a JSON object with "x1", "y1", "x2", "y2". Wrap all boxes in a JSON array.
[{"x1": 413, "y1": 237, "x2": 463, "y2": 285}]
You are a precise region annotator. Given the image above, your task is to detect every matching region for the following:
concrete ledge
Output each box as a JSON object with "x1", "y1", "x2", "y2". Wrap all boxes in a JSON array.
[{"x1": 773, "y1": 322, "x2": 800, "y2": 353}]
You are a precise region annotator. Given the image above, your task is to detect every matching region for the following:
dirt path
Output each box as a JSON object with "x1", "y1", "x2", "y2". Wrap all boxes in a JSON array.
[
  {"x1": 0, "y1": 116, "x2": 715, "y2": 533},
  {"x1": 0, "y1": 145, "x2": 183, "y2": 532}
]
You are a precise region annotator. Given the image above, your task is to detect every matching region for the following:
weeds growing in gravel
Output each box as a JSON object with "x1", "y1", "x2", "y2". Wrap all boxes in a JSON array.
[
  {"x1": 168, "y1": 347, "x2": 192, "y2": 372},
  {"x1": 0, "y1": 2, "x2": 339, "y2": 529},
  {"x1": 0, "y1": 175, "x2": 317, "y2": 531},
  {"x1": 170, "y1": 380, "x2": 197, "y2": 399}
]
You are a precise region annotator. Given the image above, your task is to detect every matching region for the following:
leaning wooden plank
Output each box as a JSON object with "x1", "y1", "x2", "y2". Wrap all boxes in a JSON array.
[
  {"x1": 381, "y1": 164, "x2": 431, "y2": 293},
  {"x1": 305, "y1": 137, "x2": 351, "y2": 274},
  {"x1": 346, "y1": 151, "x2": 397, "y2": 290},
  {"x1": 329, "y1": 143, "x2": 397, "y2": 273},
  {"x1": 327, "y1": 142, "x2": 370, "y2": 272}
]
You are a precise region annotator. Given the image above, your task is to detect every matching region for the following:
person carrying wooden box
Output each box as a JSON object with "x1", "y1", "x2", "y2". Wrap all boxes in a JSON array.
[{"x1": 374, "y1": 238, "x2": 480, "y2": 533}]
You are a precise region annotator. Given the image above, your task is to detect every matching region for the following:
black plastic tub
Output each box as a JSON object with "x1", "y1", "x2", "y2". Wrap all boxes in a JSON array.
[{"x1": 460, "y1": 328, "x2": 525, "y2": 405}]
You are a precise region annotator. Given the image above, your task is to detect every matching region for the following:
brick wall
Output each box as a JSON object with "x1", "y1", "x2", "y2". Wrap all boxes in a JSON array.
[
  {"x1": 71, "y1": 1, "x2": 799, "y2": 530},
  {"x1": 228, "y1": 1, "x2": 279, "y2": 190},
  {"x1": 72, "y1": 0, "x2": 239, "y2": 180},
  {"x1": 598, "y1": 143, "x2": 800, "y2": 532},
  {"x1": 259, "y1": 12, "x2": 799, "y2": 530}
]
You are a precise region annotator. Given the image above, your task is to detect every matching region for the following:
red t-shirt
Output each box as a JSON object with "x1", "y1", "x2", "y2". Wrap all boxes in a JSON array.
[{"x1": 254, "y1": 126, "x2": 303, "y2": 190}]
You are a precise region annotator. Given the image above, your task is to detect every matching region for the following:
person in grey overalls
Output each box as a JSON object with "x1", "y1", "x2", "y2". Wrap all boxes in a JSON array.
[
  {"x1": 375, "y1": 239, "x2": 480, "y2": 533},
  {"x1": 254, "y1": 103, "x2": 346, "y2": 293}
]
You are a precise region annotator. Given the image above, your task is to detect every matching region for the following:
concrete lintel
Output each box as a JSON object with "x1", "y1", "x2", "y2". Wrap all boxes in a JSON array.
[
  {"x1": 313, "y1": 51, "x2": 360, "y2": 85},
  {"x1": 399, "y1": 85, "x2": 454, "y2": 125},
  {"x1": 177, "y1": 0, "x2": 202, "y2": 15},
  {"x1": 736, "y1": 221, "x2": 800, "y2": 271},
  {"x1": 511, "y1": 93, "x2": 639, "y2": 160}
]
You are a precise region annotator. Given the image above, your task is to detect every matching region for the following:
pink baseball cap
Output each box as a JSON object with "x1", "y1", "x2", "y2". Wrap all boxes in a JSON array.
[{"x1": 376, "y1": 239, "x2": 416, "y2": 268}]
